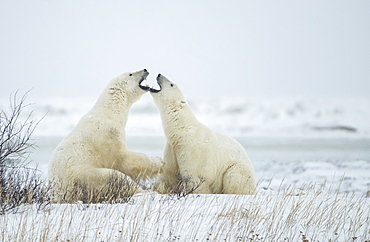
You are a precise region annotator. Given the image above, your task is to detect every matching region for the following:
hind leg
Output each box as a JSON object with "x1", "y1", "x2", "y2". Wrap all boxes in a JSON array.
[
  {"x1": 53, "y1": 168, "x2": 143, "y2": 203},
  {"x1": 222, "y1": 163, "x2": 256, "y2": 195},
  {"x1": 80, "y1": 167, "x2": 144, "y2": 193}
]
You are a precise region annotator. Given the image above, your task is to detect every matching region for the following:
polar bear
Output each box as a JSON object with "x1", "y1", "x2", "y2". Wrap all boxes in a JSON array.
[
  {"x1": 150, "y1": 74, "x2": 256, "y2": 194},
  {"x1": 48, "y1": 69, "x2": 163, "y2": 203}
]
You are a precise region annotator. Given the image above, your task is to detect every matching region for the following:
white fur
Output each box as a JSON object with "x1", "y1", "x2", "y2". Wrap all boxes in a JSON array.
[
  {"x1": 151, "y1": 74, "x2": 256, "y2": 194},
  {"x1": 48, "y1": 70, "x2": 163, "y2": 202}
]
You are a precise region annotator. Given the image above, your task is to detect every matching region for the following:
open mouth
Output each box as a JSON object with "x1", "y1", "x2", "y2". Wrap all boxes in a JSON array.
[
  {"x1": 139, "y1": 73, "x2": 162, "y2": 93},
  {"x1": 149, "y1": 75, "x2": 162, "y2": 93},
  {"x1": 139, "y1": 73, "x2": 150, "y2": 91},
  {"x1": 149, "y1": 82, "x2": 161, "y2": 93}
]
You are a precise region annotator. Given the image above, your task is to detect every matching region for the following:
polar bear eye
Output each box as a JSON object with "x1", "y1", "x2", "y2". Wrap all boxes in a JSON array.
[
  {"x1": 170, "y1": 84, "x2": 174, "y2": 87},
  {"x1": 129, "y1": 73, "x2": 133, "y2": 76}
]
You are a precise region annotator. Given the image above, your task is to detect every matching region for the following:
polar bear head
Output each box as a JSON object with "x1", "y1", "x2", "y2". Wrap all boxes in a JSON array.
[
  {"x1": 106, "y1": 69, "x2": 149, "y2": 104},
  {"x1": 149, "y1": 74, "x2": 187, "y2": 111}
]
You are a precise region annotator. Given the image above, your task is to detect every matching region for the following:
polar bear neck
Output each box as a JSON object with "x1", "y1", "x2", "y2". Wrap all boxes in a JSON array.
[
  {"x1": 91, "y1": 85, "x2": 133, "y2": 128},
  {"x1": 161, "y1": 102, "x2": 199, "y2": 142}
]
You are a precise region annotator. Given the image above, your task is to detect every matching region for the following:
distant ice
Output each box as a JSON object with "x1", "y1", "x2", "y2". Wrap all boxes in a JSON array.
[{"x1": 1, "y1": 96, "x2": 368, "y2": 138}]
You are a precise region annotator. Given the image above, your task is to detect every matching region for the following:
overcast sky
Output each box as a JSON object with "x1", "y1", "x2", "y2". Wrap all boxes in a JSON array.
[{"x1": 1, "y1": 1, "x2": 369, "y2": 99}]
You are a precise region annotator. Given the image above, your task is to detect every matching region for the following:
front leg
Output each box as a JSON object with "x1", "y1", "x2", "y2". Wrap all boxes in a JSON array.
[
  {"x1": 113, "y1": 150, "x2": 164, "y2": 180},
  {"x1": 154, "y1": 143, "x2": 179, "y2": 194}
]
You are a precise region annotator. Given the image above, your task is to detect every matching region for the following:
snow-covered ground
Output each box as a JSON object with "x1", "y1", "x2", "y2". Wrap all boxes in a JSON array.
[
  {"x1": 1, "y1": 189, "x2": 369, "y2": 241},
  {"x1": 1, "y1": 96, "x2": 369, "y2": 241}
]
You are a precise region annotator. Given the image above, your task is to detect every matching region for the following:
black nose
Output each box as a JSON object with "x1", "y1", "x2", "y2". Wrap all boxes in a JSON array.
[
  {"x1": 157, "y1": 73, "x2": 161, "y2": 78},
  {"x1": 144, "y1": 69, "x2": 147, "y2": 72}
]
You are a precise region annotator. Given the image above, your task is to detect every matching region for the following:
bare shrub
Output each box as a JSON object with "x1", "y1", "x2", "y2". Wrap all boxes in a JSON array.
[
  {"x1": 0, "y1": 91, "x2": 49, "y2": 214},
  {"x1": 0, "y1": 90, "x2": 40, "y2": 165},
  {"x1": 0, "y1": 166, "x2": 49, "y2": 214}
]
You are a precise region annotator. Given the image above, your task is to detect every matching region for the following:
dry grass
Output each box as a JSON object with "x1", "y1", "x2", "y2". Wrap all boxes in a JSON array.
[
  {"x1": 164, "y1": 175, "x2": 205, "y2": 199},
  {"x1": 49, "y1": 174, "x2": 141, "y2": 204},
  {"x1": 1, "y1": 183, "x2": 369, "y2": 241}
]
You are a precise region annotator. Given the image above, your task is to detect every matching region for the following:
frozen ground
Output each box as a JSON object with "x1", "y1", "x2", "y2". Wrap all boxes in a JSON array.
[
  {"x1": 2, "y1": 96, "x2": 370, "y2": 241},
  {"x1": 1, "y1": 189, "x2": 369, "y2": 241}
]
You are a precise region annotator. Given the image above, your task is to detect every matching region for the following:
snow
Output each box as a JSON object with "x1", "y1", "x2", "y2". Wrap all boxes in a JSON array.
[
  {"x1": 2, "y1": 189, "x2": 369, "y2": 241},
  {"x1": 1, "y1": 96, "x2": 369, "y2": 241}
]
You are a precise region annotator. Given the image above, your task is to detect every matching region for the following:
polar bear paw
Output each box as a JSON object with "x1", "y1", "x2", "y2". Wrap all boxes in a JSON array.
[{"x1": 150, "y1": 156, "x2": 165, "y2": 173}]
